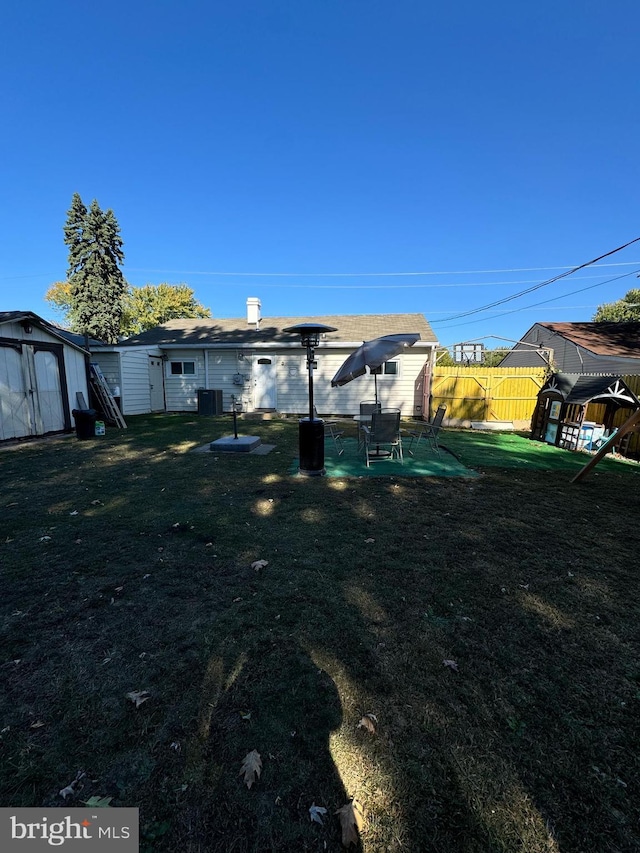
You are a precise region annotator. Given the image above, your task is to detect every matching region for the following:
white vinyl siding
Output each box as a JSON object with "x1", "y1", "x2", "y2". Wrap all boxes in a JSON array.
[
  {"x1": 90, "y1": 349, "x2": 160, "y2": 415},
  {"x1": 206, "y1": 351, "x2": 247, "y2": 412},
  {"x1": 121, "y1": 350, "x2": 158, "y2": 414},
  {"x1": 164, "y1": 350, "x2": 206, "y2": 411},
  {"x1": 90, "y1": 352, "x2": 121, "y2": 393}
]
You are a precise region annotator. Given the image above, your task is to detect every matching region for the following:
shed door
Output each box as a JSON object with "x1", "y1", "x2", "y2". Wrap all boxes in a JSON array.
[
  {"x1": 0, "y1": 345, "x2": 32, "y2": 439},
  {"x1": 32, "y1": 349, "x2": 65, "y2": 433},
  {"x1": 253, "y1": 357, "x2": 277, "y2": 409}
]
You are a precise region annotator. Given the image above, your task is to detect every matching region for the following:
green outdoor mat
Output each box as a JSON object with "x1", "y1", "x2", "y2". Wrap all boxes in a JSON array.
[
  {"x1": 291, "y1": 438, "x2": 479, "y2": 478},
  {"x1": 440, "y1": 429, "x2": 639, "y2": 473}
]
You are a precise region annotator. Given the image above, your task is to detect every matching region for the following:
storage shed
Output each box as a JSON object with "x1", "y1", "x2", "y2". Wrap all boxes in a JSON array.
[
  {"x1": 0, "y1": 311, "x2": 90, "y2": 441},
  {"x1": 530, "y1": 373, "x2": 640, "y2": 453}
]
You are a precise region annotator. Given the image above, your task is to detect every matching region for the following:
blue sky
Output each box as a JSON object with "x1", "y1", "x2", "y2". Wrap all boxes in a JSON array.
[{"x1": 2, "y1": 1, "x2": 639, "y2": 350}]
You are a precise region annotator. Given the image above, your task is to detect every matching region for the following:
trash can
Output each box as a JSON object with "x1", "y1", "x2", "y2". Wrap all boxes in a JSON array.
[{"x1": 72, "y1": 408, "x2": 98, "y2": 439}]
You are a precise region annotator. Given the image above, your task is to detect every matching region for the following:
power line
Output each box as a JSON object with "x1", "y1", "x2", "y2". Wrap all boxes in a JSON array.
[
  {"x1": 121, "y1": 272, "x2": 636, "y2": 290},
  {"x1": 432, "y1": 267, "x2": 640, "y2": 330},
  {"x1": 434, "y1": 236, "x2": 640, "y2": 323},
  {"x1": 122, "y1": 260, "x2": 640, "y2": 278}
]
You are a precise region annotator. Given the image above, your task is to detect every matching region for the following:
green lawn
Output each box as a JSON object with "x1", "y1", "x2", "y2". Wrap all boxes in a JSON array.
[{"x1": 1, "y1": 415, "x2": 639, "y2": 852}]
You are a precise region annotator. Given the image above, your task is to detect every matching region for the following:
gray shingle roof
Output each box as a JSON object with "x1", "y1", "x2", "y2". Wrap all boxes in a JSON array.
[{"x1": 118, "y1": 313, "x2": 437, "y2": 347}]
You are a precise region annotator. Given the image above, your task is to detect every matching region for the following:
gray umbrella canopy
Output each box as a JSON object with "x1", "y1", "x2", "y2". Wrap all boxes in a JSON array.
[{"x1": 331, "y1": 333, "x2": 421, "y2": 402}]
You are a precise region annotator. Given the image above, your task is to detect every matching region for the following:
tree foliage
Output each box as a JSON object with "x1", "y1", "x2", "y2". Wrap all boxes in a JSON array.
[
  {"x1": 52, "y1": 194, "x2": 212, "y2": 339},
  {"x1": 435, "y1": 347, "x2": 510, "y2": 367},
  {"x1": 593, "y1": 288, "x2": 640, "y2": 322},
  {"x1": 63, "y1": 193, "x2": 127, "y2": 343},
  {"x1": 46, "y1": 280, "x2": 212, "y2": 337},
  {"x1": 121, "y1": 284, "x2": 211, "y2": 336}
]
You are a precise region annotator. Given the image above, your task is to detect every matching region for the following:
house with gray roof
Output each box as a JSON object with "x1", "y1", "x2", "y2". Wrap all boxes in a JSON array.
[
  {"x1": 90, "y1": 298, "x2": 438, "y2": 417},
  {"x1": 500, "y1": 321, "x2": 640, "y2": 373}
]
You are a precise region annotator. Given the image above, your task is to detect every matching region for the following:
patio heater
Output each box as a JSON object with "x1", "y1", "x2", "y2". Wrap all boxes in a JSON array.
[{"x1": 283, "y1": 322, "x2": 337, "y2": 476}]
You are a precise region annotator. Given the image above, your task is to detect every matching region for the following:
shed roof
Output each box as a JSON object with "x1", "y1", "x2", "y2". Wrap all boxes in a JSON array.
[
  {"x1": 542, "y1": 373, "x2": 640, "y2": 406},
  {"x1": 117, "y1": 313, "x2": 437, "y2": 347},
  {"x1": 0, "y1": 311, "x2": 89, "y2": 353},
  {"x1": 539, "y1": 322, "x2": 640, "y2": 359}
]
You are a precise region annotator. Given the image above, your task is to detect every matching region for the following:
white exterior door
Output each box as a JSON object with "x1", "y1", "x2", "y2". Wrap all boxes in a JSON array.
[
  {"x1": 149, "y1": 357, "x2": 165, "y2": 411},
  {"x1": 253, "y1": 356, "x2": 277, "y2": 409}
]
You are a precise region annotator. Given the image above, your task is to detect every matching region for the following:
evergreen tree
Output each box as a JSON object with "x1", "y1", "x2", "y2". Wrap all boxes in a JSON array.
[{"x1": 63, "y1": 193, "x2": 127, "y2": 343}]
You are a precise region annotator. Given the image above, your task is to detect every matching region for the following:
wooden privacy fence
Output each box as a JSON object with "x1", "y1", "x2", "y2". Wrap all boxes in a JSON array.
[{"x1": 429, "y1": 366, "x2": 549, "y2": 427}]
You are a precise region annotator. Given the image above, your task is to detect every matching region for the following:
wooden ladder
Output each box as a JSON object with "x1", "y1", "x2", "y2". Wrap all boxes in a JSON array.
[{"x1": 89, "y1": 363, "x2": 127, "y2": 428}]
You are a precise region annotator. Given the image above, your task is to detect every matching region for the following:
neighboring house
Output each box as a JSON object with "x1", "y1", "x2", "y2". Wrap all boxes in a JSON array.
[
  {"x1": 89, "y1": 299, "x2": 438, "y2": 417},
  {"x1": 0, "y1": 311, "x2": 90, "y2": 441},
  {"x1": 500, "y1": 322, "x2": 640, "y2": 373}
]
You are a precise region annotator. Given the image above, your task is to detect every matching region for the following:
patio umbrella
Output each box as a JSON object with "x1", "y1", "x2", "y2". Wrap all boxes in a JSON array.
[{"x1": 330, "y1": 333, "x2": 421, "y2": 403}]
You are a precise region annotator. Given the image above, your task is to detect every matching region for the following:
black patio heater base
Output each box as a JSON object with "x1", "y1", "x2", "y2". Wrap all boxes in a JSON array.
[{"x1": 298, "y1": 418, "x2": 325, "y2": 476}]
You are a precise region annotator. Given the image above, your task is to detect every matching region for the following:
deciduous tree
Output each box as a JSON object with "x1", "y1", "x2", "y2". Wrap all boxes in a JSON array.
[
  {"x1": 593, "y1": 288, "x2": 640, "y2": 322},
  {"x1": 121, "y1": 284, "x2": 211, "y2": 336}
]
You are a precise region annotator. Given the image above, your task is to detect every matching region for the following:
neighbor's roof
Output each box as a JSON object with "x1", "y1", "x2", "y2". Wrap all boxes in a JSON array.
[
  {"x1": 539, "y1": 322, "x2": 640, "y2": 359},
  {"x1": 118, "y1": 313, "x2": 437, "y2": 347}
]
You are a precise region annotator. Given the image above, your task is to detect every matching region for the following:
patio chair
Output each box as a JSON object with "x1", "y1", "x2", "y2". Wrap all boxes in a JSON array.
[
  {"x1": 405, "y1": 405, "x2": 446, "y2": 455},
  {"x1": 313, "y1": 407, "x2": 345, "y2": 456},
  {"x1": 358, "y1": 400, "x2": 382, "y2": 449},
  {"x1": 362, "y1": 408, "x2": 403, "y2": 467}
]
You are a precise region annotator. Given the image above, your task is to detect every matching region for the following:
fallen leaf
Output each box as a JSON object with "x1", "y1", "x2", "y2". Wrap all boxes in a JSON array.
[
  {"x1": 443, "y1": 659, "x2": 459, "y2": 672},
  {"x1": 239, "y1": 749, "x2": 262, "y2": 789},
  {"x1": 357, "y1": 713, "x2": 377, "y2": 734},
  {"x1": 233, "y1": 597, "x2": 243, "y2": 603},
  {"x1": 251, "y1": 559, "x2": 269, "y2": 571},
  {"x1": 364, "y1": 538, "x2": 375, "y2": 544},
  {"x1": 335, "y1": 799, "x2": 364, "y2": 848},
  {"x1": 30, "y1": 720, "x2": 45, "y2": 729},
  {"x1": 59, "y1": 770, "x2": 86, "y2": 800},
  {"x1": 126, "y1": 690, "x2": 151, "y2": 708},
  {"x1": 82, "y1": 796, "x2": 112, "y2": 808},
  {"x1": 69, "y1": 510, "x2": 79, "y2": 516},
  {"x1": 91, "y1": 500, "x2": 104, "y2": 506},
  {"x1": 309, "y1": 803, "x2": 328, "y2": 825}
]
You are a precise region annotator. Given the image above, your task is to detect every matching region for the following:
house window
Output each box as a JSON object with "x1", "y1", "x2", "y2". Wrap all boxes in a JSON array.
[
  {"x1": 371, "y1": 361, "x2": 399, "y2": 376},
  {"x1": 170, "y1": 361, "x2": 196, "y2": 376}
]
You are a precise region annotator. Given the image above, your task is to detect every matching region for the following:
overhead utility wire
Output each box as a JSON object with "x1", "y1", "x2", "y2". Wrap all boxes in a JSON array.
[
  {"x1": 123, "y1": 273, "x2": 629, "y2": 291},
  {"x1": 435, "y1": 236, "x2": 640, "y2": 323},
  {"x1": 432, "y1": 268, "x2": 640, "y2": 331},
  {"x1": 122, "y1": 260, "x2": 640, "y2": 278}
]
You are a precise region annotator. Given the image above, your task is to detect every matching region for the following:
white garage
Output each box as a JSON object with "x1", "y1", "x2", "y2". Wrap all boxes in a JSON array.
[{"x1": 0, "y1": 311, "x2": 90, "y2": 441}]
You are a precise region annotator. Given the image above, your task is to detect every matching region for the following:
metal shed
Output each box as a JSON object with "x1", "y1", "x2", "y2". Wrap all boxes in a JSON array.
[
  {"x1": 0, "y1": 311, "x2": 90, "y2": 441},
  {"x1": 530, "y1": 373, "x2": 640, "y2": 453}
]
